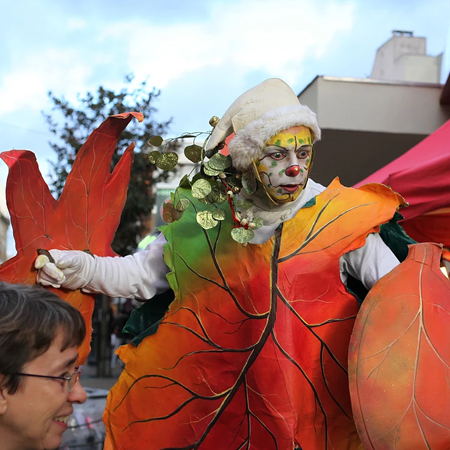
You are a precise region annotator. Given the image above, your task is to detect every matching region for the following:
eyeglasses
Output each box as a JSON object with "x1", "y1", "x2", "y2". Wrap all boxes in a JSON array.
[{"x1": 14, "y1": 366, "x2": 82, "y2": 392}]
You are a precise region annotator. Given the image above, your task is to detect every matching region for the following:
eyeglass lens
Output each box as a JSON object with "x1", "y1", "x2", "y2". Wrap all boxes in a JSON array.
[{"x1": 68, "y1": 371, "x2": 81, "y2": 391}]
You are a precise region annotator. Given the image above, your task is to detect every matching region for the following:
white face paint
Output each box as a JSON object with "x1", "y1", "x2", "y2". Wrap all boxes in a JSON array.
[{"x1": 255, "y1": 126, "x2": 313, "y2": 203}]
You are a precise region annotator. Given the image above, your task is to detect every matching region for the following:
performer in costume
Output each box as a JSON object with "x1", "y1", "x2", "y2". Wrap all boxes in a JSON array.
[
  {"x1": 35, "y1": 79, "x2": 407, "y2": 449},
  {"x1": 35, "y1": 79, "x2": 401, "y2": 298}
]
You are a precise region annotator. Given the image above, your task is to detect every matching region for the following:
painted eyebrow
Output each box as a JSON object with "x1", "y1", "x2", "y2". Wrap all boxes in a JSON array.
[{"x1": 263, "y1": 145, "x2": 290, "y2": 152}]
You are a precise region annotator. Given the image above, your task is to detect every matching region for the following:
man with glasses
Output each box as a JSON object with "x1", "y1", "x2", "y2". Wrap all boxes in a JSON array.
[{"x1": 0, "y1": 282, "x2": 87, "y2": 450}]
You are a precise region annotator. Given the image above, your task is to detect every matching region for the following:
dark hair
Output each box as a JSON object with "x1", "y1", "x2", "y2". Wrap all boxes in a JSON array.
[{"x1": 0, "y1": 282, "x2": 86, "y2": 394}]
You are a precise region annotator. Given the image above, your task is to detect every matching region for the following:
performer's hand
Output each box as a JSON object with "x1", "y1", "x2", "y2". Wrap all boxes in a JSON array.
[{"x1": 35, "y1": 249, "x2": 96, "y2": 290}]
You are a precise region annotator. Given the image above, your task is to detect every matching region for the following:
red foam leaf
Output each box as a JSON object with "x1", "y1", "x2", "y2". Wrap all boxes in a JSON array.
[
  {"x1": 349, "y1": 242, "x2": 450, "y2": 449},
  {"x1": 0, "y1": 112, "x2": 141, "y2": 363}
]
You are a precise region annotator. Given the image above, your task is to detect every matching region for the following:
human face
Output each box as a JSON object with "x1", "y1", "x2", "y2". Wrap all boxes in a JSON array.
[
  {"x1": 0, "y1": 330, "x2": 87, "y2": 450},
  {"x1": 255, "y1": 126, "x2": 313, "y2": 202}
]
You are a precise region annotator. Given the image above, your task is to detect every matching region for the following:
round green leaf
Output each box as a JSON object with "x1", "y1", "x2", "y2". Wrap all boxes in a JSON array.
[
  {"x1": 176, "y1": 198, "x2": 190, "y2": 211},
  {"x1": 148, "y1": 151, "x2": 162, "y2": 164},
  {"x1": 212, "y1": 209, "x2": 226, "y2": 220},
  {"x1": 148, "y1": 136, "x2": 164, "y2": 147},
  {"x1": 205, "y1": 146, "x2": 219, "y2": 159},
  {"x1": 236, "y1": 199, "x2": 254, "y2": 210},
  {"x1": 156, "y1": 152, "x2": 179, "y2": 170},
  {"x1": 211, "y1": 182, "x2": 228, "y2": 204},
  {"x1": 162, "y1": 203, "x2": 183, "y2": 223},
  {"x1": 192, "y1": 178, "x2": 212, "y2": 199},
  {"x1": 184, "y1": 145, "x2": 203, "y2": 163},
  {"x1": 208, "y1": 153, "x2": 232, "y2": 171},
  {"x1": 196, "y1": 211, "x2": 218, "y2": 229},
  {"x1": 252, "y1": 217, "x2": 264, "y2": 230},
  {"x1": 191, "y1": 172, "x2": 205, "y2": 184},
  {"x1": 198, "y1": 194, "x2": 214, "y2": 205},
  {"x1": 203, "y1": 163, "x2": 221, "y2": 177},
  {"x1": 231, "y1": 227, "x2": 254, "y2": 243}
]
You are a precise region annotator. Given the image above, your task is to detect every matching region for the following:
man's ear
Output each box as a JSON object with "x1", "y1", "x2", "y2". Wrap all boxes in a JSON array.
[{"x1": 0, "y1": 380, "x2": 9, "y2": 415}]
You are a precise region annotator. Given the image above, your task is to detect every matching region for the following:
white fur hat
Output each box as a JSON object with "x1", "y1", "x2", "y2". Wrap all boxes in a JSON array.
[{"x1": 206, "y1": 78, "x2": 321, "y2": 170}]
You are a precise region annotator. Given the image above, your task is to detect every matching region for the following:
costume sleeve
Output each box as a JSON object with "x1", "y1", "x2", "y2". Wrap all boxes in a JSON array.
[
  {"x1": 339, "y1": 233, "x2": 400, "y2": 290},
  {"x1": 81, "y1": 233, "x2": 170, "y2": 300}
]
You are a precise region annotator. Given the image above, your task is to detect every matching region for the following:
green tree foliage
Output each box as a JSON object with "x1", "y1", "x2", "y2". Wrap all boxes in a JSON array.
[{"x1": 43, "y1": 74, "x2": 174, "y2": 255}]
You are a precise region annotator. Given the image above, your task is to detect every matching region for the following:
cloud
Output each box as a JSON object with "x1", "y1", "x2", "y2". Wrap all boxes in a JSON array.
[
  {"x1": 209, "y1": 0, "x2": 356, "y2": 82},
  {"x1": 100, "y1": 0, "x2": 356, "y2": 88},
  {"x1": 0, "y1": 49, "x2": 93, "y2": 117},
  {"x1": 67, "y1": 18, "x2": 87, "y2": 31},
  {"x1": 4, "y1": 0, "x2": 448, "y2": 135},
  {"x1": 0, "y1": 0, "x2": 355, "y2": 118}
]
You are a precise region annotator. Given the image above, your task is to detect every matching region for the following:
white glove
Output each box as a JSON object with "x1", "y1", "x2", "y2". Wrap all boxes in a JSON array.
[
  {"x1": 35, "y1": 234, "x2": 171, "y2": 299},
  {"x1": 35, "y1": 249, "x2": 97, "y2": 290}
]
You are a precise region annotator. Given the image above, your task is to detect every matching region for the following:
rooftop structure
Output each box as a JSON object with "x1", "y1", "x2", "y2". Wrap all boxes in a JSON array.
[
  {"x1": 298, "y1": 31, "x2": 450, "y2": 187},
  {"x1": 371, "y1": 30, "x2": 442, "y2": 83}
]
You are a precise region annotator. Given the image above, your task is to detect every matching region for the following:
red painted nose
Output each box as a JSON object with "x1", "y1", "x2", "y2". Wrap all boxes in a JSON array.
[{"x1": 286, "y1": 165, "x2": 300, "y2": 177}]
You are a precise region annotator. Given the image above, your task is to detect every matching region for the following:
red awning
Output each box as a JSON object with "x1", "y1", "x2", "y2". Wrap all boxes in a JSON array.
[
  {"x1": 355, "y1": 119, "x2": 450, "y2": 258},
  {"x1": 355, "y1": 119, "x2": 450, "y2": 222}
]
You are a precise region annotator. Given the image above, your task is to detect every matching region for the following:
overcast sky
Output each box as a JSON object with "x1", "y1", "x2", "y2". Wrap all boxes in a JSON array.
[{"x1": 0, "y1": 0, "x2": 449, "y2": 246}]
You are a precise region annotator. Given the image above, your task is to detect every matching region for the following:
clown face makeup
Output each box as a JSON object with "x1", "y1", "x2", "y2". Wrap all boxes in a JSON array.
[{"x1": 255, "y1": 126, "x2": 313, "y2": 203}]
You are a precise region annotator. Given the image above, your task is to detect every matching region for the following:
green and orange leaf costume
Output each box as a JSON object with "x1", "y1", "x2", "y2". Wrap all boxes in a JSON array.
[{"x1": 104, "y1": 179, "x2": 404, "y2": 449}]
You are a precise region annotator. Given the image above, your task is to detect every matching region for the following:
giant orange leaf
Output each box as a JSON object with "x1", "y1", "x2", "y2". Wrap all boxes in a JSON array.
[
  {"x1": 0, "y1": 112, "x2": 142, "y2": 363},
  {"x1": 349, "y1": 242, "x2": 450, "y2": 449},
  {"x1": 104, "y1": 179, "x2": 404, "y2": 449}
]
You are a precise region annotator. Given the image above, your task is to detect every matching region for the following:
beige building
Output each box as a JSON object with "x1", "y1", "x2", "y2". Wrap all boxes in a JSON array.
[
  {"x1": 298, "y1": 31, "x2": 450, "y2": 186},
  {"x1": 371, "y1": 30, "x2": 442, "y2": 83}
]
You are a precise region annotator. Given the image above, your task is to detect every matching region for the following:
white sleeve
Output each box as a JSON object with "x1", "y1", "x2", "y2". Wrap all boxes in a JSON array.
[
  {"x1": 339, "y1": 233, "x2": 400, "y2": 290},
  {"x1": 82, "y1": 233, "x2": 170, "y2": 300}
]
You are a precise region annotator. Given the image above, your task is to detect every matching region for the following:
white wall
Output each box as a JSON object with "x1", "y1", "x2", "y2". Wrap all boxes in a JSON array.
[{"x1": 300, "y1": 77, "x2": 449, "y2": 136}]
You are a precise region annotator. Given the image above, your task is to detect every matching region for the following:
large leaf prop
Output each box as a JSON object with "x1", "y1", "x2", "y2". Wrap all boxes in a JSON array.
[
  {"x1": 349, "y1": 242, "x2": 450, "y2": 449},
  {"x1": 104, "y1": 179, "x2": 404, "y2": 449},
  {"x1": 0, "y1": 112, "x2": 141, "y2": 363}
]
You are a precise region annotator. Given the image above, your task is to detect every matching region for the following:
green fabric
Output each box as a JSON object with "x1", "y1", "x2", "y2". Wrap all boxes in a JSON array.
[
  {"x1": 301, "y1": 196, "x2": 316, "y2": 208},
  {"x1": 345, "y1": 276, "x2": 367, "y2": 307},
  {"x1": 379, "y1": 212, "x2": 417, "y2": 262},
  {"x1": 124, "y1": 289, "x2": 175, "y2": 346},
  {"x1": 346, "y1": 212, "x2": 417, "y2": 306}
]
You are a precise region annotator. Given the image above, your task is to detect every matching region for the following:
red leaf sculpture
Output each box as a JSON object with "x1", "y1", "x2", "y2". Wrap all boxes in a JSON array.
[
  {"x1": 349, "y1": 242, "x2": 450, "y2": 449},
  {"x1": 0, "y1": 112, "x2": 141, "y2": 363}
]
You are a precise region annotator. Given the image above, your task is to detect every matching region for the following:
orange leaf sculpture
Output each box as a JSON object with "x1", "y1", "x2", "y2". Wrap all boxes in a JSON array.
[
  {"x1": 349, "y1": 242, "x2": 450, "y2": 449},
  {"x1": 0, "y1": 112, "x2": 141, "y2": 364},
  {"x1": 104, "y1": 179, "x2": 404, "y2": 449}
]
